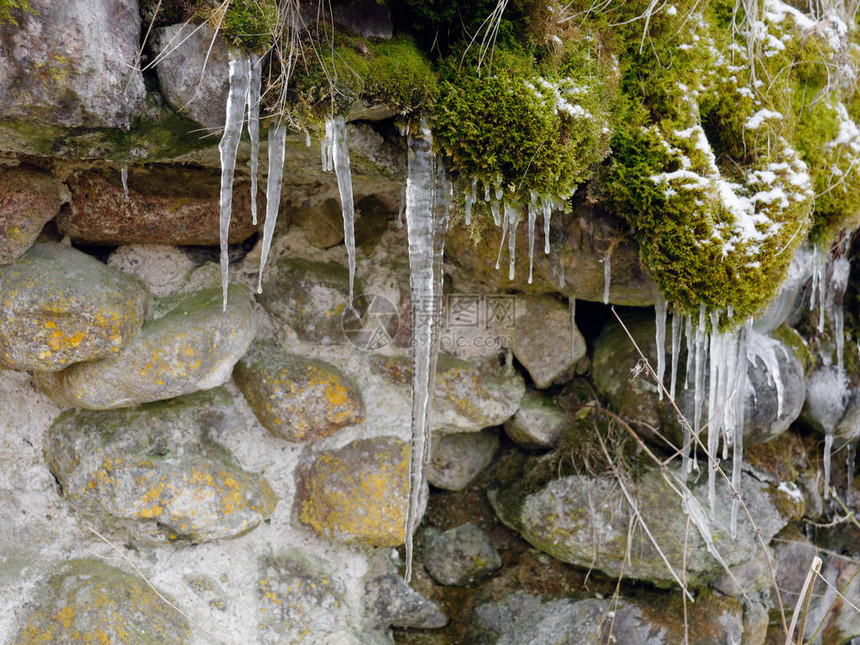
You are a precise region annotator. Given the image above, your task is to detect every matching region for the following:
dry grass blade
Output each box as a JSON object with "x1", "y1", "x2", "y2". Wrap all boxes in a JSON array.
[{"x1": 784, "y1": 555, "x2": 822, "y2": 645}]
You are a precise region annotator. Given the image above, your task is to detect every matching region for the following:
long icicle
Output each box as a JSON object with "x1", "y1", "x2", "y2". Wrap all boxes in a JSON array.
[
  {"x1": 527, "y1": 199, "x2": 537, "y2": 284},
  {"x1": 507, "y1": 203, "x2": 521, "y2": 281},
  {"x1": 247, "y1": 54, "x2": 262, "y2": 226},
  {"x1": 257, "y1": 123, "x2": 287, "y2": 293},
  {"x1": 329, "y1": 115, "x2": 357, "y2": 304},
  {"x1": 218, "y1": 50, "x2": 251, "y2": 311},
  {"x1": 654, "y1": 292, "x2": 668, "y2": 400},
  {"x1": 603, "y1": 252, "x2": 612, "y2": 305},
  {"x1": 404, "y1": 120, "x2": 450, "y2": 581},
  {"x1": 730, "y1": 320, "x2": 750, "y2": 537}
]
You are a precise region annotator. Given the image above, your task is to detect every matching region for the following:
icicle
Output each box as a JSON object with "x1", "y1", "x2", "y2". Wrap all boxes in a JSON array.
[
  {"x1": 495, "y1": 184, "x2": 503, "y2": 200},
  {"x1": 730, "y1": 322, "x2": 750, "y2": 538},
  {"x1": 321, "y1": 118, "x2": 334, "y2": 171},
  {"x1": 247, "y1": 54, "x2": 262, "y2": 226},
  {"x1": 707, "y1": 312, "x2": 721, "y2": 518},
  {"x1": 490, "y1": 198, "x2": 501, "y2": 226},
  {"x1": 494, "y1": 203, "x2": 510, "y2": 270},
  {"x1": 824, "y1": 432, "x2": 834, "y2": 499},
  {"x1": 684, "y1": 316, "x2": 694, "y2": 391},
  {"x1": 569, "y1": 297, "x2": 577, "y2": 361},
  {"x1": 464, "y1": 191, "x2": 473, "y2": 227},
  {"x1": 670, "y1": 314, "x2": 682, "y2": 401},
  {"x1": 404, "y1": 120, "x2": 450, "y2": 582},
  {"x1": 693, "y1": 306, "x2": 707, "y2": 471},
  {"x1": 218, "y1": 51, "x2": 251, "y2": 311},
  {"x1": 602, "y1": 253, "x2": 611, "y2": 305},
  {"x1": 542, "y1": 198, "x2": 552, "y2": 254},
  {"x1": 507, "y1": 203, "x2": 521, "y2": 281},
  {"x1": 655, "y1": 293, "x2": 667, "y2": 400},
  {"x1": 484, "y1": 185, "x2": 490, "y2": 202},
  {"x1": 305, "y1": 131, "x2": 312, "y2": 147},
  {"x1": 257, "y1": 123, "x2": 287, "y2": 293},
  {"x1": 829, "y1": 257, "x2": 850, "y2": 376},
  {"x1": 327, "y1": 115, "x2": 357, "y2": 304},
  {"x1": 527, "y1": 201, "x2": 537, "y2": 284},
  {"x1": 815, "y1": 248, "x2": 827, "y2": 333},
  {"x1": 120, "y1": 164, "x2": 129, "y2": 201}
]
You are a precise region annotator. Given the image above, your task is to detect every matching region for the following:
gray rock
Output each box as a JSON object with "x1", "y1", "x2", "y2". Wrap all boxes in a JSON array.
[
  {"x1": 152, "y1": 23, "x2": 230, "y2": 132},
  {"x1": 259, "y1": 258, "x2": 356, "y2": 345},
  {"x1": 371, "y1": 354, "x2": 525, "y2": 433},
  {"x1": 44, "y1": 388, "x2": 277, "y2": 544},
  {"x1": 12, "y1": 559, "x2": 189, "y2": 644},
  {"x1": 0, "y1": 0, "x2": 145, "y2": 129},
  {"x1": 107, "y1": 244, "x2": 195, "y2": 297},
  {"x1": 291, "y1": 198, "x2": 347, "y2": 249},
  {"x1": 426, "y1": 430, "x2": 499, "y2": 491},
  {"x1": 0, "y1": 166, "x2": 64, "y2": 265},
  {"x1": 512, "y1": 295, "x2": 585, "y2": 388},
  {"x1": 0, "y1": 243, "x2": 148, "y2": 371},
  {"x1": 295, "y1": 436, "x2": 418, "y2": 546},
  {"x1": 475, "y1": 590, "x2": 743, "y2": 645},
  {"x1": 184, "y1": 574, "x2": 229, "y2": 612},
  {"x1": 364, "y1": 550, "x2": 447, "y2": 629},
  {"x1": 234, "y1": 340, "x2": 364, "y2": 441},
  {"x1": 258, "y1": 552, "x2": 346, "y2": 645},
  {"x1": 301, "y1": 0, "x2": 393, "y2": 39},
  {"x1": 37, "y1": 284, "x2": 255, "y2": 409},
  {"x1": 504, "y1": 390, "x2": 567, "y2": 449},
  {"x1": 490, "y1": 465, "x2": 788, "y2": 587},
  {"x1": 423, "y1": 523, "x2": 501, "y2": 586}
]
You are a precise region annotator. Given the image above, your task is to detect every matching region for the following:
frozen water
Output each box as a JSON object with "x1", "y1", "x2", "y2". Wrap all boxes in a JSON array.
[
  {"x1": 655, "y1": 293, "x2": 667, "y2": 400},
  {"x1": 247, "y1": 54, "x2": 262, "y2": 226},
  {"x1": 257, "y1": 123, "x2": 287, "y2": 293}
]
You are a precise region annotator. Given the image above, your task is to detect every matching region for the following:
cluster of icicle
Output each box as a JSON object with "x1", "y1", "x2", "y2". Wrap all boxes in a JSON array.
[
  {"x1": 653, "y1": 298, "x2": 752, "y2": 537},
  {"x1": 216, "y1": 51, "x2": 358, "y2": 306},
  {"x1": 463, "y1": 184, "x2": 565, "y2": 284},
  {"x1": 403, "y1": 120, "x2": 452, "y2": 582}
]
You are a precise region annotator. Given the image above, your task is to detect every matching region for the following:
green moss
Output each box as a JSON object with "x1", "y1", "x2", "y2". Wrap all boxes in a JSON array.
[
  {"x1": 216, "y1": 0, "x2": 278, "y2": 53},
  {"x1": 433, "y1": 46, "x2": 609, "y2": 210},
  {"x1": 772, "y1": 324, "x2": 814, "y2": 375},
  {"x1": 0, "y1": 0, "x2": 32, "y2": 26}
]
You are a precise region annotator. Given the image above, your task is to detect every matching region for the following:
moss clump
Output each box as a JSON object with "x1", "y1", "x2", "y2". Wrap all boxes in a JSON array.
[
  {"x1": 0, "y1": 0, "x2": 31, "y2": 25},
  {"x1": 208, "y1": 0, "x2": 277, "y2": 53},
  {"x1": 434, "y1": 46, "x2": 609, "y2": 209}
]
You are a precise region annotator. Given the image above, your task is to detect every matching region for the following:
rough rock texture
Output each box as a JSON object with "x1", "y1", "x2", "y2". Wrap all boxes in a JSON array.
[
  {"x1": 294, "y1": 437, "x2": 413, "y2": 546},
  {"x1": 300, "y1": 0, "x2": 394, "y2": 40},
  {"x1": 423, "y1": 523, "x2": 502, "y2": 586},
  {"x1": 257, "y1": 553, "x2": 346, "y2": 645},
  {"x1": 594, "y1": 313, "x2": 806, "y2": 448},
  {"x1": 259, "y1": 258, "x2": 356, "y2": 345},
  {"x1": 445, "y1": 204, "x2": 656, "y2": 306},
  {"x1": 503, "y1": 390, "x2": 567, "y2": 449},
  {"x1": 0, "y1": 243, "x2": 148, "y2": 371},
  {"x1": 512, "y1": 295, "x2": 585, "y2": 388},
  {"x1": 372, "y1": 355, "x2": 525, "y2": 433},
  {"x1": 490, "y1": 465, "x2": 788, "y2": 587},
  {"x1": 152, "y1": 23, "x2": 229, "y2": 132},
  {"x1": 37, "y1": 284, "x2": 255, "y2": 409},
  {"x1": 12, "y1": 559, "x2": 190, "y2": 645},
  {"x1": 292, "y1": 198, "x2": 347, "y2": 248},
  {"x1": 363, "y1": 551, "x2": 447, "y2": 630},
  {"x1": 44, "y1": 389, "x2": 278, "y2": 544},
  {"x1": 0, "y1": 166, "x2": 64, "y2": 264},
  {"x1": 475, "y1": 590, "x2": 743, "y2": 645},
  {"x1": 108, "y1": 244, "x2": 195, "y2": 297},
  {"x1": 0, "y1": 0, "x2": 145, "y2": 130},
  {"x1": 234, "y1": 340, "x2": 364, "y2": 441},
  {"x1": 61, "y1": 168, "x2": 260, "y2": 245},
  {"x1": 426, "y1": 430, "x2": 499, "y2": 491}
]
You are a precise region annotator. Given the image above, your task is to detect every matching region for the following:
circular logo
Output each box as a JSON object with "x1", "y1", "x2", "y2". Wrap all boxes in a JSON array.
[{"x1": 341, "y1": 293, "x2": 400, "y2": 351}]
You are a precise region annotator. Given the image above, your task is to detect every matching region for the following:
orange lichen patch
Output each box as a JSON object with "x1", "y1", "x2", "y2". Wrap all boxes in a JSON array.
[{"x1": 296, "y1": 438, "x2": 409, "y2": 546}]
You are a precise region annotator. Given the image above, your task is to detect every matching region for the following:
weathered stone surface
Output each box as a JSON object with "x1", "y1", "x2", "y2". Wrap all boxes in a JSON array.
[
  {"x1": 259, "y1": 258, "x2": 356, "y2": 345},
  {"x1": 152, "y1": 23, "x2": 229, "y2": 132},
  {"x1": 108, "y1": 244, "x2": 195, "y2": 297},
  {"x1": 300, "y1": 0, "x2": 393, "y2": 39},
  {"x1": 371, "y1": 355, "x2": 525, "y2": 433},
  {"x1": 0, "y1": 0, "x2": 145, "y2": 130},
  {"x1": 445, "y1": 202, "x2": 655, "y2": 306},
  {"x1": 0, "y1": 243, "x2": 148, "y2": 371},
  {"x1": 60, "y1": 168, "x2": 260, "y2": 245},
  {"x1": 37, "y1": 284, "x2": 255, "y2": 409},
  {"x1": 594, "y1": 314, "x2": 806, "y2": 448},
  {"x1": 0, "y1": 166, "x2": 63, "y2": 264},
  {"x1": 426, "y1": 430, "x2": 499, "y2": 491},
  {"x1": 184, "y1": 574, "x2": 228, "y2": 612},
  {"x1": 295, "y1": 437, "x2": 413, "y2": 546},
  {"x1": 364, "y1": 550, "x2": 447, "y2": 630},
  {"x1": 234, "y1": 340, "x2": 364, "y2": 441},
  {"x1": 292, "y1": 197, "x2": 347, "y2": 248},
  {"x1": 475, "y1": 589, "x2": 742, "y2": 645},
  {"x1": 258, "y1": 553, "x2": 346, "y2": 645},
  {"x1": 423, "y1": 523, "x2": 501, "y2": 586},
  {"x1": 490, "y1": 465, "x2": 788, "y2": 587},
  {"x1": 512, "y1": 295, "x2": 585, "y2": 388},
  {"x1": 44, "y1": 389, "x2": 277, "y2": 544},
  {"x1": 12, "y1": 559, "x2": 189, "y2": 645},
  {"x1": 503, "y1": 390, "x2": 567, "y2": 449}
]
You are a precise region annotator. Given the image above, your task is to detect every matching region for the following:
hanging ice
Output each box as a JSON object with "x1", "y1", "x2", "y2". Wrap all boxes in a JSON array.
[
  {"x1": 543, "y1": 198, "x2": 552, "y2": 254},
  {"x1": 218, "y1": 50, "x2": 251, "y2": 311},
  {"x1": 323, "y1": 115, "x2": 357, "y2": 303},
  {"x1": 670, "y1": 314, "x2": 682, "y2": 400},
  {"x1": 506, "y1": 203, "x2": 521, "y2": 281},
  {"x1": 730, "y1": 321, "x2": 750, "y2": 537},
  {"x1": 828, "y1": 256, "x2": 851, "y2": 376},
  {"x1": 602, "y1": 253, "x2": 611, "y2": 305},
  {"x1": 403, "y1": 121, "x2": 451, "y2": 582},
  {"x1": 527, "y1": 200, "x2": 537, "y2": 284},
  {"x1": 257, "y1": 123, "x2": 287, "y2": 293},
  {"x1": 654, "y1": 293, "x2": 667, "y2": 400},
  {"x1": 120, "y1": 164, "x2": 129, "y2": 201},
  {"x1": 247, "y1": 54, "x2": 262, "y2": 226},
  {"x1": 494, "y1": 203, "x2": 510, "y2": 270}
]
